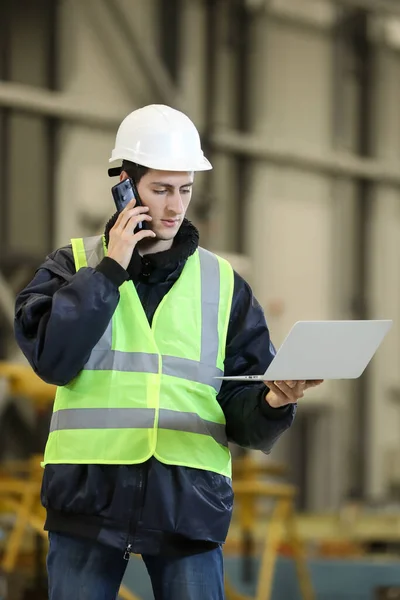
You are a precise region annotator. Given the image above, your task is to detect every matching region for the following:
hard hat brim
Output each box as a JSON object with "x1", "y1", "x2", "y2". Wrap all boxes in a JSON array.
[
  {"x1": 108, "y1": 153, "x2": 213, "y2": 173},
  {"x1": 108, "y1": 166, "x2": 122, "y2": 178}
]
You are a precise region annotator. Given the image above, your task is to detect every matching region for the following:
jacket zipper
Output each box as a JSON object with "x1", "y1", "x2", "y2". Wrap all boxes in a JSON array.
[
  {"x1": 123, "y1": 544, "x2": 132, "y2": 561},
  {"x1": 123, "y1": 280, "x2": 152, "y2": 560},
  {"x1": 123, "y1": 463, "x2": 147, "y2": 560}
]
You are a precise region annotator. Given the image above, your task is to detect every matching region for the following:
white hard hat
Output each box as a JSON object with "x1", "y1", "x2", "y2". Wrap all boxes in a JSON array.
[{"x1": 109, "y1": 104, "x2": 212, "y2": 172}]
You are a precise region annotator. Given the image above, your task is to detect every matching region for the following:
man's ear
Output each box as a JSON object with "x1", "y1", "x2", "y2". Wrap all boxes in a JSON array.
[{"x1": 120, "y1": 170, "x2": 129, "y2": 182}]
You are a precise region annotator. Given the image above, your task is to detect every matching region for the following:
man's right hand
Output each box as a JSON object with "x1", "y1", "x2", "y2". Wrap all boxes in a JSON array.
[
  {"x1": 107, "y1": 198, "x2": 156, "y2": 270},
  {"x1": 264, "y1": 380, "x2": 324, "y2": 408}
]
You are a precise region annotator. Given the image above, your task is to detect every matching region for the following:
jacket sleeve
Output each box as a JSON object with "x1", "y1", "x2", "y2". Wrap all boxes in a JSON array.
[
  {"x1": 217, "y1": 271, "x2": 296, "y2": 453},
  {"x1": 14, "y1": 247, "x2": 128, "y2": 386}
]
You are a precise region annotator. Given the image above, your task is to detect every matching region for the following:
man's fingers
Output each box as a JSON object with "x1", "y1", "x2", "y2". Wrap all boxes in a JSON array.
[
  {"x1": 116, "y1": 205, "x2": 150, "y2": 231},
  {"x1": 134, "y1": 229, "x2": 157, "y2": 243},
  {"x1": 274, "y1": 381, "x2": 293, "y2": 395},
  {"x1": 304, "y1": 379, "x2": 324, "y2": 390},
  {"x1": 293, "y1": 381, "x2": 305, "y2": 399},
  {"x1": 275, "y1": 381, "x2": 303, "y2": 401},
  {"x1": 126, "y1": 213, "x2": 152, "y2": 231},
  {"x1": 265, "y1": 379, "x2": 324, "y2": 404},
  {"x1": 267, "y1": 382, "x2": 289, "y2": 403},
  {"x1": 114, "y1": 198, "x2": 136, "y2": 225}
]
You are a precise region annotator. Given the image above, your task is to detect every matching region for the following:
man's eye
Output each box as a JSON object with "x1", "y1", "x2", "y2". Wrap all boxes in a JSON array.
[{"x1": 154, "y1": 190, "x2": 166, "y2": 195}]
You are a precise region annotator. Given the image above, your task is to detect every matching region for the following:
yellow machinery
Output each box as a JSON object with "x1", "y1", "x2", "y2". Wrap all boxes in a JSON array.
[{"x1": 225, "y1": 454, "x2": 315, "y2": 600}]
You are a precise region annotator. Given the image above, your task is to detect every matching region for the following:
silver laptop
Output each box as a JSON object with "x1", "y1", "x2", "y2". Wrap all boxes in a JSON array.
[{"x1": 216, "y1": 320, "x2": 393, "y2": 382}]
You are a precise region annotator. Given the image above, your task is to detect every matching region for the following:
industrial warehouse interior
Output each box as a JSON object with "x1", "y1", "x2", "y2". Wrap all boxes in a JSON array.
[{"x1": 1, "y1": 0, "x2": 400, "y2": 598}]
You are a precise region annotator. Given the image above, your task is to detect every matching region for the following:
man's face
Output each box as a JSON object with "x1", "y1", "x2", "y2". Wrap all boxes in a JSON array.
[{"x1": 122, "y1": 169, "x2": 194, "y2": 241}]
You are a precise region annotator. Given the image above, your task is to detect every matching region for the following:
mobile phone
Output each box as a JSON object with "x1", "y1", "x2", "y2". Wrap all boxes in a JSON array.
[{"x1": 111, "y1": 178, "x2": 148, "y2": 232}]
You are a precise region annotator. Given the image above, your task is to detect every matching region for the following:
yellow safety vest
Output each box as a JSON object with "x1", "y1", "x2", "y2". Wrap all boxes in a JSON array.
[{"x1": 43, "y1": 236, "x2": 234, "y2": 477}]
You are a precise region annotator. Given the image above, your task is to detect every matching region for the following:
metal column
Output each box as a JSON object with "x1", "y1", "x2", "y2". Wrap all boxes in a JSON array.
[{"x1": 0, "y1": 0, "x2": 11, "y2": 255}]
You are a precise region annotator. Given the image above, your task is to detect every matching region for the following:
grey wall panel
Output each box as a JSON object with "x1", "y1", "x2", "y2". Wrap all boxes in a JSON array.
[
  {"x1": 8, "y1": 0, "x2": 52, "y2": 88},
  {"x1": 7, "y1": 113, "x2": 49, "y2": 255}
]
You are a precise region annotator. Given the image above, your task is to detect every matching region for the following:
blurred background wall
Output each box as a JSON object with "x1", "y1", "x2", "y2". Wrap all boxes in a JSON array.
[{"x1": 1, "y1": 0, "x2": 400, "y2": 515}]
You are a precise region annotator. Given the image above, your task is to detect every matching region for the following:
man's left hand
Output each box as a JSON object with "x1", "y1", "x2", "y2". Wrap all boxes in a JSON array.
[{"x1": 264, "y1": 380, "x2": 324, "y2": 408}]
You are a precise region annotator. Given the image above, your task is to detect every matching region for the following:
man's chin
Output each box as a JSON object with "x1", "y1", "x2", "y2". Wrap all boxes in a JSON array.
[
  {"x1": 156, "y1": 222, "x2": 181, "y2": 240},
  {"x1": 155, "y1": 232, "x2": 177, "y2": 241}
]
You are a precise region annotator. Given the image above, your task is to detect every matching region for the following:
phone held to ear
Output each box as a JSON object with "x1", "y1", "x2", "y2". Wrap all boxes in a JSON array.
[{"x1": 111, "y1": 178, "x2": 148, "y2": 233}]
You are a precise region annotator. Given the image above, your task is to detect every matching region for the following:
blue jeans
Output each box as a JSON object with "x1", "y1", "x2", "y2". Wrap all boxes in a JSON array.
[{"x1": 47, "y1": 532, "x2": 225, "y2": 600}]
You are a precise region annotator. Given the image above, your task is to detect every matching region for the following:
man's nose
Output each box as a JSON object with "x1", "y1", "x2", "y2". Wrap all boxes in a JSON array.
[{"x1": 167, "y1": 191, "x2": 184, "y2": 214}]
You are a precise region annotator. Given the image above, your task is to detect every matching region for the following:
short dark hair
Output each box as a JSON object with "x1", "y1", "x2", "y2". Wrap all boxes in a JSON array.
[{"x1": 122, "y1": 160, "x2": 149, "y2": 184}]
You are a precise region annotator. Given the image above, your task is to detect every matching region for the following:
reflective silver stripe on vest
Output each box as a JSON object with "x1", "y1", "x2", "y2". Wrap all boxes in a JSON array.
[
  {"x1": 162, "y1": 356, "x2": 222, "y2": 389},
  {"x1": 85, "y1": 349, "x2": 159, "y2": 373},
  {"x1": 84, "y1": 236, "x2": 106, "y2": 270},
  {"x1": 50, "y1": 408, "x2": 228, "y2": 447},
  {"x1": 50, "y1": 407, "x2": 156, "y2": 431},
  {"x1": 198, "y1": 248, "x2": 220, "y2": 366},
  {"x1": 85, "y1": 352, "x2": 222, "y2": 388},
  {"x1": 158, "y1": 409, "x2": 227, "y2": 447},
  {"x1": 82, "y1": 238, "x2": 223, "y2": 393}
]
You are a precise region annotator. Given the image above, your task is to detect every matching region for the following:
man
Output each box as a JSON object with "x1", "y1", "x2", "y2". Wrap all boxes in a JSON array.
[{"x1": 14, "y1": 105, "x2": 322, "y2": 600}]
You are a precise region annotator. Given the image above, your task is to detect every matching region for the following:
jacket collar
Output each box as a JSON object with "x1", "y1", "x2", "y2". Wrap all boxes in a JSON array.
[{"x1": 104, "y1": 213, "x2": 199, "y2": 284}]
